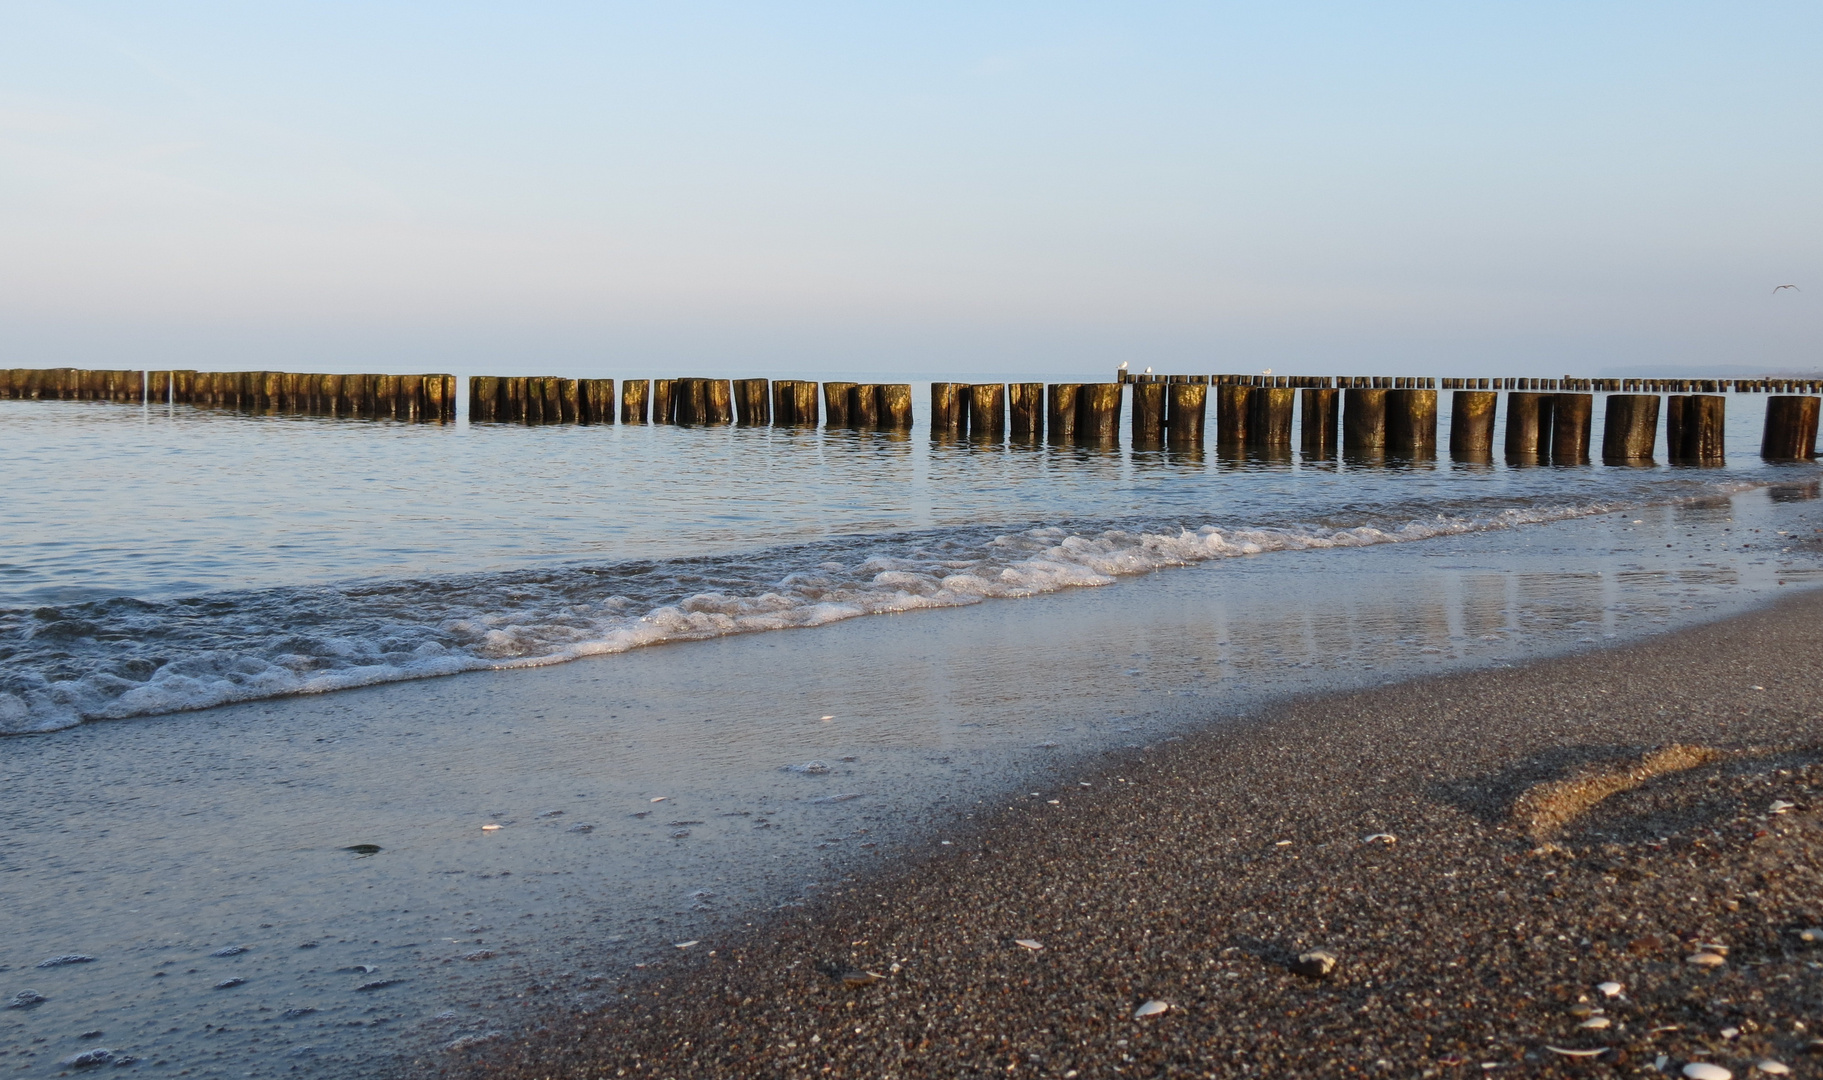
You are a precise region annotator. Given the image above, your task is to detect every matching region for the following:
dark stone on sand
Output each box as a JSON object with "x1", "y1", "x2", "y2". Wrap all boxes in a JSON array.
[{"x1": 1290, "y1": 949, "x2": 1338, "y2": 979}]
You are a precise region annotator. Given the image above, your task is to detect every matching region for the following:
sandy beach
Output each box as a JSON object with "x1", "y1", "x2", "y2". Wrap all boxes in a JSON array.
[{"x1": 452, "y1": 586, "x2": 1823, "y2": 1079}]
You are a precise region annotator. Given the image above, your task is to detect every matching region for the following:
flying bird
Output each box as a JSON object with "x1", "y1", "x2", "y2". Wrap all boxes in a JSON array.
[{"x1": 1774, "y1": 284, "x2": 1800, "y2": 292}]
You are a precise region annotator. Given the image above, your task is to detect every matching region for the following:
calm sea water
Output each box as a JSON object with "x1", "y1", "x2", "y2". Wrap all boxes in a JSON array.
[{"x1": 0, "y1": 386, "x2": 1815, "y2": 733}]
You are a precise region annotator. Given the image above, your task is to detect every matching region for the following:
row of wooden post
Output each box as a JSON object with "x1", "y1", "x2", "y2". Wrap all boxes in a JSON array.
[
  {"x1": 5, "y1": 367, "x2": 1818, "y2": 460},
  {"x1": 0, "y1": 368, "x2": 456, "y2": 421},
  {"x1": 468, "y1": 377, "x2": 915, "y2": 428}
]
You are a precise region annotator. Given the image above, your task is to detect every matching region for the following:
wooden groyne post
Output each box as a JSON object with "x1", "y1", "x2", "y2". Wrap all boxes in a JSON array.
[
  {"x1": 1131, "y1": 381, "x2": 1166, "y2": 445},
  {"x1": 1045, "y1": 384, "x2": 1080, "y2": 442},
  {"x1": 1762, "y1": 396, "x2": 1819, "y2": 460},
  {"x1": 734, "y1": 379, "x2": 770, "y2": 425},
  {"x1": 1167, "y1": 383, "x2": 1208, "y2": 446},
  {"x1": 969, "y1": 383, "x2": 1007, "y2": 439},
  {"x1": 1385, "y1": 387, "x2": 1437, "y2": 456},
  {"x1": 1601, "y1": 394, "x2": 1659, "y2": 463},
  {"x1": 1009, "y1": 383, "x2": 1044, "y2": 439},
  {"x1": 1667, "y1": 395, "x2": 1726, "y2": 464},
  {"x1": 1342, "y1": 385, "x2": 1387, "y2": 455},
  {"x1": 1078, "y1": 383, "x2": 1123, "y2": 441},
  {"x1": 1504, "y1": 392, "x2": 1555, "y2": 458},
  {"x1": 1301, "y1": 387, "x2": 1338, "y2": 457},
  {"x1": 1550, "y1": 392, "x2": 1593, "y2": 463},
  {"x1": 622, "y1": 379, "x2": 650, "y2": 423},
  {"x1": 1448, "y1": 390, "x2": 1497, "y2": 457}
]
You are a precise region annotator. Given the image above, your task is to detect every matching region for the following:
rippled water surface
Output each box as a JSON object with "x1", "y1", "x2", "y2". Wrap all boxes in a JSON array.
[{"x1": 1, "y1": 389, "x2": 1817, "y2": 732}]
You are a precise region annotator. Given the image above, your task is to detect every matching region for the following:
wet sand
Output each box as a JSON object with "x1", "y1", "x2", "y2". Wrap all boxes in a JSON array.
[{"x1": 456, "y1": 587, "x2": 1823, "y2": 1079}]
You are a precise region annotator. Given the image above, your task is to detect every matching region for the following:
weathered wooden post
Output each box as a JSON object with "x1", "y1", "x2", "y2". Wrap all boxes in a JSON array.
[
  {"x1": 1342, "y1": 387, "x2": 1387, "y2": 454},
  {"x1": 1503, "y1": 392, "x2": 1554, "y2": 457},
  {"x1": 1301, "y1": 388, "x2": 1338, "y2": 457},
  {"x1": 470, "y1": 376, "x2": 498, "y2": 422},
  {"x1": 1551, "y1": 392, "x2": 1593, "y2": 463},
  {"x1": 969, "y1": 383, "x2": 1006, "y2": 439},
  {"x1": 1602, "y1": 394, "x2": 1660, "y2": 463},
  {"x1": 1448, "y1": 391, "x2": 1497, "y2": 458},
  {"x1": 584, "y1": 378, "x2": 616, "y2": 424},
  {"x1": 1761, "y1": 396, "x2": 1819, "y2": 460},
  {"x1": 622, "y1": 378, "x2": 650, "y2": 423},
  {"x1": 879, "y1": 384, "x2": 913, "y2": 429},
  {"x1": 1666, "y1": 395, "x2": 1725, "y2": 462},
  {"x1": 0, "y1": 369, "x2": 13, "y2": 397},
  {"x1": 401, "y1": 375, "x2": 426, "y2": 422},
  {"x1": 1214, "y1": 384, "x2": 1251, "y2": 446},
  {"x1": 1246, "y1": 387, "x2": 1295, "y2": 449},
  {"x1": 824, "y1": 381, "x2": 856, "y2": 427},
  {"x1": 1076, "y1": 383, "x2": 1122, "y2": 442},
  {"x1": 672, "y1": 378, "x2": 705, "y2": 424},
  {"x1": 1046, "y1": 384, "x2": 1080, "y2": 441},
  {"x1": 1167, "y1": 383, "x2": 1207, "y2": 446},
  {"x1": 734, "y1": 378, "x2": 770, "y2": 425},
  {"x1": 555, "y1": 378, "x2": 579, "y2": 423},
  {"x1": 931, "y1": 383, "x2": 967, "y2": 435},
  {"x1": 659, "y1": 373, "x2": 681, "y2": 419},
  {"x1": 790, "y1": 381, "x2": 818, "y2": 426},
  {"x1": 705, "y1": 379, "x2": 734, "y2": 424},
  {"x1": 1131, "y1": 381, "x2": 1166, "y2": 445},
  {"x1": 848, "y1": 383, "x2": 880, "y2": 428},
  {"x1": 1009, "y1": 383, "x2": 1044, "y2": 439},
  {"x1": 1385, "y1": 388, "x2": 1438, "y2": 456}
]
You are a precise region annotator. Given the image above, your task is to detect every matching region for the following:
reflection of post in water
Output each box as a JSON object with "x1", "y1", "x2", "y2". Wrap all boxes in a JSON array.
[
  {"x1": 1301, "y1": 388, "x2": 1338, "y2": 458},
  {"x1": 1449, "y1": 390, "x2": 1496, "y2": 461},
  {"x1": 1666, "y1": 395, "x2": 1725, "y2": 464},
  {"x1": 1601, "y1": 394, "x2": 1659, "y2": 464},
  {"x1": 1761, "y1": 396, "x2": 1820, "y2": 461}
]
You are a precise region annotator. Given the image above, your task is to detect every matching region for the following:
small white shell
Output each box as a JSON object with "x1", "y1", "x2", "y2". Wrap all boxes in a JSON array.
[
  {"x1": 1363, "y1": 833, "x2": 1397, "y2": 844},
  {"x1": 480, "y1": 824, "x2": 501, "y2": 831},
  {"x1": 1756, "y1": 1061, "x2": 1792, "y2": 1075},
  {"x1": 1683, "y1": 1064, "x2": 1732, "y2": 1080},
  {"x1": 1544, "y1": 1046, "x2": 1607, "y2": 1058},
  {"x1": 672, "y1": 940, "x2": 697, "y2": 949},
  {"x1": 1131, "y1": 1000, "x2": 1170, "y2": 1018},
  {"x1": 1014, "y1": 939, "x2": 1044, "y2": 951},
  {"x1": 1596, "y1": 981, "x2": 1623, "y2": 997},
  {"x1": 1578, "y1": 1017, "x2": 1611, "y2": 1030},
  {"x1": 1685, "y1": 952, "x2": 1726, "y2": 967}
]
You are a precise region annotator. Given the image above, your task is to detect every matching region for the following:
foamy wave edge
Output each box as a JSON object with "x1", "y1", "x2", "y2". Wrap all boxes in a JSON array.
[{"x1": 0, "y1": 501, "x2": 1631, "y2": 733}]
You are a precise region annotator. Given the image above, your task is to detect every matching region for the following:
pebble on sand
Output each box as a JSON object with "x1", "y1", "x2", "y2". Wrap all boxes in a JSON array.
[
  {"x1": 1132, "y1": 1000, "x2": 1170, "y2": 1018},
  {"x1": 1577, "y1": 1016, "x2": 1611, "y2": 1029},
  {"x1": 1756, "y1": 1062, "x2": 1791, "y2": 1075},
  {"x1": 1683, "y1": 1063, "x2": 1732, "y2": 1080},
  {"x1": 1597, "y1": 981, "x2": 1624, "y2": 997},
  {"x1": 840, "y1": 970, "x2": 884, "y2": 989},
  {"x1": 1686, "y1": 952, "x2": 1726, "y2": 967},
  {"x1": 1289, "y1": 950, "x2": 1338, "y2": 979}
]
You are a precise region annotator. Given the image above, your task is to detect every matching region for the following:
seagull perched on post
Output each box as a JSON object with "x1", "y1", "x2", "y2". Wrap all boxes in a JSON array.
[
  {"x1": 1118, "y1": 361, "x2": 1129, "y2": 370},
  {"x1": 1774, "y1": 284, "x2": 1800, "y2": 293}
]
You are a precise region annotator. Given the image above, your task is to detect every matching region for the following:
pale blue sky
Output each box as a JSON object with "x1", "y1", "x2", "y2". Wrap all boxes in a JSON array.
[{"x1": 1, "y1": 3, "x2": 1817, "y2": 378}]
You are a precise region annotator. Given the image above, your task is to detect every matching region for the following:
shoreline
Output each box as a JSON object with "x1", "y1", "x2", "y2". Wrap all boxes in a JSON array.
[{"x1": 453, "y1": 586, "x2": 1823, "y2": 1079}]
